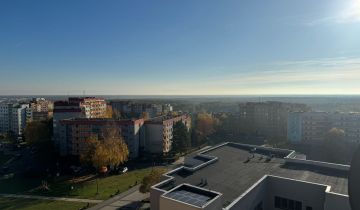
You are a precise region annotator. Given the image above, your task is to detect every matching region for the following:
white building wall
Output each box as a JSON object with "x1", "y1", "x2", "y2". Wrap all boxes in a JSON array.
[{"x1": 324, "y1": 192, "x2": 351, "y2": 210}]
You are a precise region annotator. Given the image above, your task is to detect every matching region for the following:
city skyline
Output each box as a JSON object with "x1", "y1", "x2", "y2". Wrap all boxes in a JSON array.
[{"x1": 1, "y1": 0, "x2": 360, "y2": 95}]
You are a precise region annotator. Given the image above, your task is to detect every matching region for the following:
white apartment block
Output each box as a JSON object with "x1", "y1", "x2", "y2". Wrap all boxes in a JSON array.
[{"x1": 0, "y1": 102, "x2": 29, "y2": 136}]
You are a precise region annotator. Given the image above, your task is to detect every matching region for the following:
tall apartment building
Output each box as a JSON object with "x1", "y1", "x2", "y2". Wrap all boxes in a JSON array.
[
  {"x1": 0, "y1": 102, "x2": 29, "y2": 136},
  {"x1": 26, "y1": 98, "x2": 53, "y2": 122},
  {"x1": 288, "y1": 111, "x2": 360, "y2": 144},
  {"x1": 58, "y1": 118, "x2": 144, "y2": 158},
  {"x1": 162, "y1": 104, "x2": 173, "y2": 114},
  {"x1": 53, "y1": 97, "x2": 106, "y2": 154},
  {"x1": 239, "y1": 102, "x2": 309, "y2": 140},
  {"x1": 67, "y1": 97, "x2": 107, "y2": 118},
  {"x1": 150, "y1": 142, "x2": 350, "y2": 210},
  {"x1": 144, "y1": 114, "x2": 191, "y2": 154}
]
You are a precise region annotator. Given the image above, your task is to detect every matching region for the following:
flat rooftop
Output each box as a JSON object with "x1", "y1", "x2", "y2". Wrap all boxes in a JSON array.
[{"x1": 164, "y1": 144, "x2": 348, "y2": 206}]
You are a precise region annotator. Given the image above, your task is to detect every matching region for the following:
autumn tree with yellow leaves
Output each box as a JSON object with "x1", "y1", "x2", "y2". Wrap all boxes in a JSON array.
[{"x1": 81, "y1": 125, "x2": 129, "y2": 170}]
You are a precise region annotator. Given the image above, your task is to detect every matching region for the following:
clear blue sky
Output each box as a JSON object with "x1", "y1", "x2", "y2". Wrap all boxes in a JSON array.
[{"x1": 1, "y1": 0, "x2": 360, "y2": 95}]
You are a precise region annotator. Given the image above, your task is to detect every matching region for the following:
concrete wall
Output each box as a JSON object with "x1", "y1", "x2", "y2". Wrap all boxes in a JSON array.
[
  {"x1": 159, "y1": 196, "x2": 200, "y2": 210},
  {"x1": 150, "y1": 187, "x2": 166, "y2": 210},
  {"x1": 226, "y1": 176, "x2": 267, "y2": 210},
  {"x1": 203, "y1": 195, "x2": 223, "y2": 210},
  {"x1": 324, "y1": 192, "x2": 351, "y2": 210},
  {"x1": 265, "y1": 176, "x2": 327, "y2": 210},
  {"x1": 145, "y1": 124, "x2": 164, "y2": 153},
  {"x1": 285, "y1": 158, "x2": 350, "y2": 171}
]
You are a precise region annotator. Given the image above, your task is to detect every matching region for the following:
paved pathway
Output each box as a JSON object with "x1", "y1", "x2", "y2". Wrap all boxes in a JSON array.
[
  {"x1": 88, "y1": 185, "x2": 149, "y2": 210},
  {"x1": 0, "y1": 193, "x2": 103, "y2": 204}
]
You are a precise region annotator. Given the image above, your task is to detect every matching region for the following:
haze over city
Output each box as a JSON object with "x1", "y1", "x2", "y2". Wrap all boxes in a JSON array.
[{"x1": 1, "y1": 0, "x2": 360, "y2": 95}]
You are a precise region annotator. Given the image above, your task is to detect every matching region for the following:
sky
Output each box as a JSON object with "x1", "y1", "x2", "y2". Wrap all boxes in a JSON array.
[{"x1": 0, "y1": 0, "x2": 360, "y2": 95}]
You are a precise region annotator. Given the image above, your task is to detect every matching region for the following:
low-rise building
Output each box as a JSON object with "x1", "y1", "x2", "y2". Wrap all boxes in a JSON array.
[
  {"x1": 150, "y1": 142, "x2": 350, "y2": 210},
  {"x1": 144, "y1": 114, "x2": 191, "y2": 154}
]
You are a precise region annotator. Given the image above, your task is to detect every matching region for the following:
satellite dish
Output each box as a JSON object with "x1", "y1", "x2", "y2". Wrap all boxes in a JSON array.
[{"x1": 349, "y1": 145, "x2": 360, "y2": 210}]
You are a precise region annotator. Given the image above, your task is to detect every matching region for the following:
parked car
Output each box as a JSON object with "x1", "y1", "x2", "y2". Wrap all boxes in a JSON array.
[{"x1": 121, "y1": 167, "x2": 128, "y2": 174}]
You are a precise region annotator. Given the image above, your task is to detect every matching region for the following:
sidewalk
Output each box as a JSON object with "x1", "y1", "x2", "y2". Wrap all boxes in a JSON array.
[
  {"x1": 0, "y1": 193, "x2": 103, "y2": 204},
  {"x1": 88, "y1": 185, "x2": 149, "y2": 210}
]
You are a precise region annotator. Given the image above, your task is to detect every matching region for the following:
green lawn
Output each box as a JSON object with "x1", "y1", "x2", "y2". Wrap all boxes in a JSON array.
[
  {"x1": 0, "y1": 197, "x2": 93, "y2": 210},
  {"x1": 0, "y1": 153, "x2": 12, "y2": 165},
  {"x1": 0, "y1": 167, "x2": 164, "y2": 200}
]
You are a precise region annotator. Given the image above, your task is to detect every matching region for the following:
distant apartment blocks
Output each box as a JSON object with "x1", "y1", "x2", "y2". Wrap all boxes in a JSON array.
[
  {"x1": 0, "y1": 102, "x2": 29, "y2": 137},
  {"x1": 110, "y1": 101, "x2": 173, "y2": 118},
  {"x1": 288, "y1": 111, "x2": 360, "y2": 144},
  {"x1": 53, "y1": 98, "x2": 190, "y2": 157},
  {"x1": 26, "y1": 98, "x2": 53, "y2": 122},
  {"x1": 239, "y1": 102, "x2": 309, "y2": 140}
]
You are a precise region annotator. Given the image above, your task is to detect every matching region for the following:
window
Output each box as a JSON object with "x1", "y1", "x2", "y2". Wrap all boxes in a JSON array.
[
  {"x1": 275, "y1": 196, "x2": 281, "y2": 208},
  {"x1": 274, "y1": 196, "x2": 302, "y2": 210}
]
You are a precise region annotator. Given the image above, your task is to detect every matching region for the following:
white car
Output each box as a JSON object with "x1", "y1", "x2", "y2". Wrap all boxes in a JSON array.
[{"x1": 122, "y1": 167, "x2": 128, "y2": 173}]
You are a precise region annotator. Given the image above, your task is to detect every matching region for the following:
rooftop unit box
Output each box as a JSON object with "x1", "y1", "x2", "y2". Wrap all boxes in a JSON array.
[{"x1": 160, "y1": 184, "x2": 222, "y2": 210}]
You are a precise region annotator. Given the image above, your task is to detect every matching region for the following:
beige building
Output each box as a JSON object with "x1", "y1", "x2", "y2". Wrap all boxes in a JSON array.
[
  {"x1": 58, "y1": 118, "x2": 144, "y2": 158},
  {"x1": 53, "y1": 97, "x2": 107, "y2": 155},
  {"x1": 26, "y1": 98, "x2": 53, "y2": 122},
  {"x1": 145, "y1": 114, "x2": 191, "y2": 154}
]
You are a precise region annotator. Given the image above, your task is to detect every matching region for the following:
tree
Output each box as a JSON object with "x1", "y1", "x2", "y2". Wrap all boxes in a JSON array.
[
  {"x1": 104, "y1": 105, "x2": 113, "y2": 118},
  {"x1": 323, "y1": 127, "x2": 347, "y2": 163},
  {"x1": 104, "y1": 105, "x2": 122, "y2": 119},
  {"x1": 140, "y1": 112, "x2": 150, "y2": 120},
  {"x1": 24, "y1": 119, "x2": 52, "y2": 145},
  {"x1": 139, "y1": 168, "x2": 167, "y2": 193},
  {"x1": 193, "y1": 113, "x2": 218, "y2": 146},
  {"x1": 172, "y1": 121, "x2": 191, "y2": 153},
  {"x1": 5, "y1": 131, "x2": 16, "y2": 143},
  {"x1": 81, "y1": 125, "x2": 129, "y2": 170},
  {"x1": 23, "y1": 119, "x2": 55, "y2": 165}
]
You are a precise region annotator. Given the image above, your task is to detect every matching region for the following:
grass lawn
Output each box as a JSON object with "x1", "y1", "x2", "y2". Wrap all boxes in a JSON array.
[
  {"x1": 0, "y1": 197, "x2": 94, "y2": 210},
  {"x1": 0, "y1": 167, "x2": 165, "y2": 200},
  {"x1": 0, "y1": 153, "x2": 13, "y2": 165}
]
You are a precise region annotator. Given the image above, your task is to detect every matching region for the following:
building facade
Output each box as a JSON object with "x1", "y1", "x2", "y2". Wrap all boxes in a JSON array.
[
  {"x1": 26, "y1": 98, "x2": 53, "y2": 122},
  {"x1": 288, "y1": 112, "x2": 360, "y2": 144},
  {"x1": 58, "y1": 118, "x2": 144, "y2": 158},
  {"x1": 53, "y1": 97, "x2": 107, "y2": 153},
  {"x1": 0, "y1": 102, "x2": 28, "y2": 136},
  {"x1": 239, "y1": 102, "x2": 309, "y2": 141},
  {"x1": 110, "y1": 101, "x2": 172, "y2": 118},
  {"x1": 144, "y1": 114, "x2": 191, "y2": 154}
]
